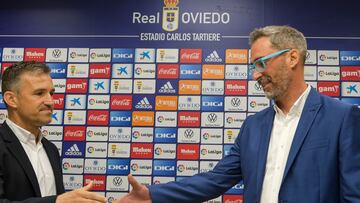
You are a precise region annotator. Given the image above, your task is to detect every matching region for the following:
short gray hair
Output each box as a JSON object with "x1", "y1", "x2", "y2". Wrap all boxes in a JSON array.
[{"x1": 249, "y1": 25, "x2": 307, "y2": 63}]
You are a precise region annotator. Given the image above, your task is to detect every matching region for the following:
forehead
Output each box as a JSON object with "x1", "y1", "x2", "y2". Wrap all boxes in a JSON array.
[
  {"x1": 250, "y1": 37, "x2": 276, "y2": 61},
  {"x1": 18, "y1": 72, "x2": 53, "y2": 90}
]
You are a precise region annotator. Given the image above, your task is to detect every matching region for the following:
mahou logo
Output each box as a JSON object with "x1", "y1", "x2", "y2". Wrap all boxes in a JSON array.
[
  {"x1": 225, "y1": 80, "x2": 247, "y2": 95},
  {"x1": 177, "y1": 144, "x2": 199, "y2": 160},
  {"x1": 178, "y1": 112, "x2": 200, "y2": 127},
  {"x1": 131, "y1": 143, "x2": 153, "y2": 159},
  {"x1": 52, "y1": 94, "x2": 65, "y2": 109},
  {"x1": 317, "y1": 82, "x2": 340, "y2": 97},
  {"x1": 66, "y1": 79, "x2": 88, "y2": 93},
  {"x1": 84, "y1": 175, "x2": 106, "y2": 190},
  {"x1": 111, "y1": 95, "x2": 132, "y2": 110},
  {"x1": 157, "y1": 64, "x2": 179, "y2": 79},
  {"x1": 180, "y1": 49, "x2": 202, "y2": 63},
  {"x1": 87, "y1": 111, "x2": 109, "y2": 125},
  {"x1": 24, "y1": 48, "x2": 46, "y2": 62},
  {"x1": 89, "y1": 64, "x2": 111, "y2": 78},
  {"x1": 64, "y1": 126, "x2": 86, "y2": 141}
]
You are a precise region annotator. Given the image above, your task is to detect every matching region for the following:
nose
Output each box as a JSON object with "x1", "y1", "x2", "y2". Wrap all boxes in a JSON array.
[{"x1": 44, "y1": 93, "x2": 54, "y2": 108}]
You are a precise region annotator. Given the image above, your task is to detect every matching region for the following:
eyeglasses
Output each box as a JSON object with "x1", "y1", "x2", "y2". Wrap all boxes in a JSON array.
[{"x1": 249, "y1": 49, "x2": 290, "y2": 72}]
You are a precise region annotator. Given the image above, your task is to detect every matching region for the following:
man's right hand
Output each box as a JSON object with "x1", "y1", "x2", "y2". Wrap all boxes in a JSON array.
[
  {"x1": 114, "y1": 174, "x2": 152, "y2": 203},
  {"x1": 56, "y1": 181, "x2": 107, "y2": 203}
]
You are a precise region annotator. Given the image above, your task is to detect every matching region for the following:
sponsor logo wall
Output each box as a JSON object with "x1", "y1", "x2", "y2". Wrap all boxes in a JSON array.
[{"x1": 0, "y1": 1, "x2": 359, "y2": 203}]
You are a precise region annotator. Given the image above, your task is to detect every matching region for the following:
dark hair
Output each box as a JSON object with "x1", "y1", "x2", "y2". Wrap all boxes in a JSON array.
[{"x1": 1, "y1": 61, "x2": 51, "y2": 95}]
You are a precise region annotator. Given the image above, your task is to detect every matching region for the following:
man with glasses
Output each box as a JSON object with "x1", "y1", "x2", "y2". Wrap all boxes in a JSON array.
[{"x1": 115, "y1": 25, "x2": 360, "y2": 203}]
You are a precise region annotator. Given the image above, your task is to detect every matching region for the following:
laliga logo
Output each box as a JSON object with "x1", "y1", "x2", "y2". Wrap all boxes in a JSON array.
[
  {"x1": 202, "y1": 132, "x2": 209, "y2": 140},
  {"x1": 250, "y1": 101, "x2": 257, "y2": 108},
  {"x1": 42, "y1": 129, "x2": 49, "y2": 136},
  {"x1": 157, "y1": 116, "x2": 165, "y2": 123},
  {"x1": 201, "y1": 148, "x2": 208, "y2": 155},
  {"x1": 63, "y1": 162, "x2": 70, "y2": 170},
  {"x1": 90, "y1": 52, "x2": 97, "y2": 59},
  {"x1": 87, "y1": 146, "x2": 95, "y2": 153},
  {"x1": 70, "y1": 52, "x2": 77, "y2": 58},
  {"x1": 131, "y1": 163, "x2": 139, "y2": 171},
  {"x1": 155, "y1": 147, "x2": 163, "y2": 155},
  {"x1": 132, "y1": 131, "x2": 141, "y2": 139},
  {"x1": 319, "y1": 54, "x2": 327, "y2": 61},
  {"x1": 177, "y1": 164, "x2": 185, "y2": 172},
  {"x1": 226, "y1": 117, "x2": 234, "y2": 124},
  {"x1": 89, "y1": 98, "x2": 96, "y2": 105},
  {"x1": 162, "y1": 0, "x2": 180, "y2": 32},
  {"x1": 135, "y1": 67, "x2": 143, "y2": 75},
  {"x1": 87, "y1": 130, "x2": 94, "y2": 137}
]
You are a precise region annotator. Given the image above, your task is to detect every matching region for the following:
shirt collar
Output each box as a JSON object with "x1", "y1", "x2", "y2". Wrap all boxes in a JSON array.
[
  {"x1": 273, "y1": 85, "x2": 311, "y2": 117},
  {"x1": 5, "y1": 118, "x2": 43, "y2": 146}
]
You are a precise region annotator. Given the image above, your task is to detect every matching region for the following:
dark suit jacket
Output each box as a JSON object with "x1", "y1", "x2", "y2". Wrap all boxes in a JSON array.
[
  {"x1": 149, "y1": 88, "x2": 360, "y2": 203},
  {"x1": 0, "y1": 122, "x2": 65, "y2": 203}
]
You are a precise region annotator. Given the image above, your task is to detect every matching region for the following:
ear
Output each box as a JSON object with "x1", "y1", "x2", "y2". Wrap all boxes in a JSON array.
[
  {"x1": 3, "y1": 91, "x2": 18, "y2": 108},
  {"x1": 288, "y1": 49, "x2": 300, "y2": 69}
]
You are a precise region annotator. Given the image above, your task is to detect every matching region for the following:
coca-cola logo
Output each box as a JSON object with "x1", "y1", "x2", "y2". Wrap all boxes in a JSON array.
[
  {"x1": 158, "y1": 68, "x2": 177, "y2": 74},
  {"x1": 65, "y1": 130, "x2": 84, "y2": 137},
  {"x1": 112, "y1": 99, "x2": 131, "y2": 106},
  {"x1": 88, "y1": 114, "x2": 107, "y2": 121},
  {"x1": 181, "y1": 53, "x2": 200, "y2": 59}
]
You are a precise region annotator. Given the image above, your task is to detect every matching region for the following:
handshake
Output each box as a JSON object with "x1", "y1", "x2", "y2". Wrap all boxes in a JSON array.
[{"x1": 60, "y1": 175, "x2": 150, "y2": 203}]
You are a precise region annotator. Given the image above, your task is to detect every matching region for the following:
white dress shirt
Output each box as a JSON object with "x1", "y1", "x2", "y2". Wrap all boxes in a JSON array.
[
  {"x1": 260, "y1": 85, "x2": 311, "y2": 203},
  {"x1": 6, "y1": 119, "x2": 56, "y2": 197}
]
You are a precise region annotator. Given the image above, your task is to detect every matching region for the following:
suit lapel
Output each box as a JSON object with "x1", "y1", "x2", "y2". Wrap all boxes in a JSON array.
[
  {"x1": 256, "y1": 108, "x2": 276, "y2": 197},
  {"x1": 42, "y1": 139, "x2": 65, "y2": 194},
  {"x1": 282, "y1": 89, "x2": 322, "y2": 180},
  {"x1": 1, "y1": 122, "x2": 42, "y2": 197}
]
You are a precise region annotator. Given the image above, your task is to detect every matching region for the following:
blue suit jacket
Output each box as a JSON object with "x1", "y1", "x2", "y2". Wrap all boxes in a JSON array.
[{"x1": 149, "y1": 88, "x2": 360, "y2": 203}]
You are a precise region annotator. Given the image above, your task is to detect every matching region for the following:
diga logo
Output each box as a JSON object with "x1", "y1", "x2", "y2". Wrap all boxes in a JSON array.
[
  {"x1": 132, "y1": 111, "x2": 155, "y2": 126},
  {"x1": 155, "y1": 96, "x2": 178, "y2": 110},
  {"x1": 225, "y1": 49, "x2": 248, "y2": 64},
  {"x1": 178, "y1": 80, "x2": 201, "y2": 94},
  {"x1": 202, "y1": 65, "x2": 224, "y2": 79}
]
